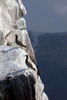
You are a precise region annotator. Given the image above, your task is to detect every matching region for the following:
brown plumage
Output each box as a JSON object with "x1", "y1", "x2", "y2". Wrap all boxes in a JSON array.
[
  {"x1": 15, "y1": 34, "x2": 27, "y2": 48},
  {"x1": 25, "y1": 55, "x2": 35, "y2": 71}
]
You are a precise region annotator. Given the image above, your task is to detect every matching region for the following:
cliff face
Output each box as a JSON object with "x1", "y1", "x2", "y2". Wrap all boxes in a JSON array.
[
  {"x1": 0, "y1": 0, "x2": 48, "y2": 100},
  {"x1": 0, "y1": 46, "x2": 48, "y2": 100}
]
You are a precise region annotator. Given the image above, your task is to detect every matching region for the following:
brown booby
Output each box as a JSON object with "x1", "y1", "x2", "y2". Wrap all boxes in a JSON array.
[
  {"x1": 15, "y1": 34, "x2": 27, "y2": 48},
  {"x1": 25, "y1": 55, "x2": 35, "y2": 71}
]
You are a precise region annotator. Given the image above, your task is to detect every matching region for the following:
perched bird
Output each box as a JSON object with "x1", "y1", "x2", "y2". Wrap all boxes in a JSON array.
[
  {"x1": 25, "y1": 55, "x2": 36, "y2": 71},
  {"x1": 37, "y1": 65, "x2": 41, "y2": 76},
  {"x1": 15, "y1": 34, "x2": 27, "y2": 48}
]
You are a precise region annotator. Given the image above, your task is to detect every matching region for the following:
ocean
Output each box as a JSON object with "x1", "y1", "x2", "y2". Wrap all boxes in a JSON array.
[{"x1": 29, "y1": 32, "x2": 67, "y2": 100}]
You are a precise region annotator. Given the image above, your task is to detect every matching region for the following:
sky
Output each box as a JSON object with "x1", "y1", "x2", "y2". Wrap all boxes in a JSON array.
[{"x1": 22, "y1": 0, "x2": 67, "y2": 33}]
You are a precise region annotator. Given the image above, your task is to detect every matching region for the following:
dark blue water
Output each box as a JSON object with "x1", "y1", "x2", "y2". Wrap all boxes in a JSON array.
[{"x1": 29, "y1": 32, "x2": 67, "y2": 100}]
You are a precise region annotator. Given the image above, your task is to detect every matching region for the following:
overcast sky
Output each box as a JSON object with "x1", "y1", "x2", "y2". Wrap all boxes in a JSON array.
[{"x1": 23, "y1": 0, "x2": 67, "y2": 33}]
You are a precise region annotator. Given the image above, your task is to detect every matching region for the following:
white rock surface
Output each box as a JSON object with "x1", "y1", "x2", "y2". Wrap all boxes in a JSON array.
[
  {"x1": 16, "y1": 18, "x2": 26, "y2": 30},
  {"x1": 5, "y1": 29, "x2": 36, "y2": 63},
  {"x1": 0, "y1": 45, "x2": 48, "y2": 100},
  {"x1": 0, "y1": 0, "x2": 49, "y2": 100},
  {"x1": 0, "y1": 0, "x2": 36, "y2": 63},
  {"x1": 42, "y1": 93, "x2": 49, "y2": 100},
  {"x1": 0, "y1": 31, "x2": 5, "y2": 45},
  {"x1": 0, "y1": 45, "x2": 37, "y2": 80},
  {"x1": 0, "y1": 45, "x2": 28, "y2": 80},
  {"x1": 0, "y1": 0, "x2": 27, "y2": 37}
]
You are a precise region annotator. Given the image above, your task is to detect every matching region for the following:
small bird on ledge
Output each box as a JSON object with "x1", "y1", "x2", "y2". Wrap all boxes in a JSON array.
[
  {"x1": 15, "y1": 34, "x2": 27, "y2": 48},
  {"x1": 25, "y1": 55, "x2": 36, "y2": 71}
]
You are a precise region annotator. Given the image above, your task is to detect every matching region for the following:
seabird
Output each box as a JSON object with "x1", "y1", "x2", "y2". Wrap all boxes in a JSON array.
[
  {"x1": 37, "y1": 65, "x2": 41, "y2": 76},
  {"x1": 15, "y1": 34, "x2": 27, "y2": 48},
  {"x1": 25, "y1": 55, "x2": 35, "y2": 71}
]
